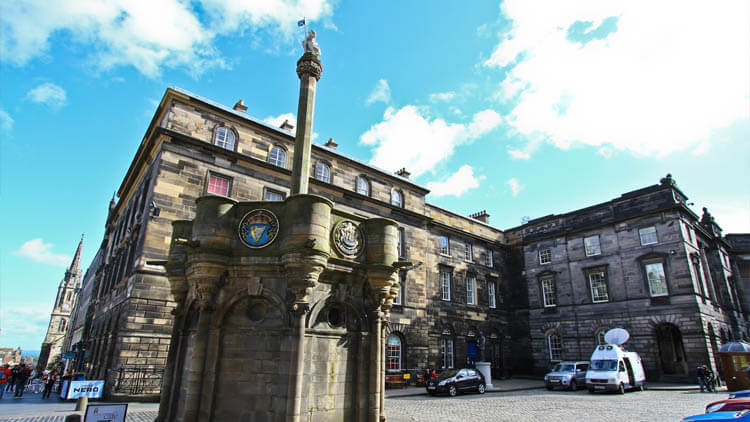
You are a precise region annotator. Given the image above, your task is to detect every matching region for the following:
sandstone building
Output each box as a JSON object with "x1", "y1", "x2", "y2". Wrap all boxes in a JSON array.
[{"x1": 38, "y1": 236, "x2": 84, "y2": 371}]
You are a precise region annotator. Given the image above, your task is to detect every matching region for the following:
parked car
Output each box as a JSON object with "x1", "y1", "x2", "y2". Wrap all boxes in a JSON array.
[
  {"x1": 544, "y1": 361, "x2": 589, "y2": 391},
  {"x1": 706, "y1": 399, "x2": 750, "y2": 413},
  {"x1": 682, "y1": 409, "x2": 750, "y2": 421},
  {"x1": 730, "y1": 391, "x2": 750, "y2": 399},
  {"x1": 426, "y1": 368, "x2": 486, "y2": 397}
]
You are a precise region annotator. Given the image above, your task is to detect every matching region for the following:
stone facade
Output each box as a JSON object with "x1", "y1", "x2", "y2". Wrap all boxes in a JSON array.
[
  {"x1": 508, "y1": 177, "x2": 747, "y2": 381},
  {"x1": 38, "y1": 236, "x2": 84, "y2": 371}
]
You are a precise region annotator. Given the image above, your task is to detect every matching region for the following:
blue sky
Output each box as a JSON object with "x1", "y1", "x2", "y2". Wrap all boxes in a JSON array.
[{"x1": 1, "y1": 0, "x2": 748, "y2": 351}]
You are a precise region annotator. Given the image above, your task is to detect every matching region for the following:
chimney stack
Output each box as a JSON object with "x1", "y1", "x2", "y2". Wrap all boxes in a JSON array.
[
  {"x1": 233, "y1": 99, "x2": 248, "y2": 113},
  {"x1": 324, "y1": 137, "x2": 338, "y2": 149},
  {"x1": 280, "y1": 120, "x2": 295, "y2": 131},
  {"x1": 469, "y1": 210, "x2": 490, "y2": 224},
  {"x1": 395, "y1": 168, "x2": 410, "y2": 179}
]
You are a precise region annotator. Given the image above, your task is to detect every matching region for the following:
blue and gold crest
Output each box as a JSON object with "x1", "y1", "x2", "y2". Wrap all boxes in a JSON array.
[{"x1": 238, "y1": 209, "x2": 279, "y2": 249}]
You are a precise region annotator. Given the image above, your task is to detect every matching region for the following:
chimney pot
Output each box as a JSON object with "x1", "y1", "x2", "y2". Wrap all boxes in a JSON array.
[
  {"x1": 395, "y1": 168, "x2": 411, "y2": 179},
  {"x1": 233, "y1": 99, "x2": 248, "y2": 112},
  {"x1": 324, "y1": 137, "x2": 338, "y2": 149},
  {"x1": 469, "y1": 210, "x2": 490, "y2": 224}
]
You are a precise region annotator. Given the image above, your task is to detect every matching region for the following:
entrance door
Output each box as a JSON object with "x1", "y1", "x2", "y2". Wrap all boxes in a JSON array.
[
  {"x1": 655, "y1": 323, "x2": 688, "y2": 375},
  {"x1": 491, "y1": 341, "x2": 502, "y2": 378}
]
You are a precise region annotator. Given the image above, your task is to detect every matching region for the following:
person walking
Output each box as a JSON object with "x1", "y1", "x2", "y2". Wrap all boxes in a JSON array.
[
  {"x1": 13, "y1": 362, "x2": 29, "y2": 398},
  {"x1": 42, "y1": 370, "x2": 57, "y2": 399},
  {"x1": 696, "y1": 364, "x2": 707, "y2": 392},
  {"x1": 0, "y1": 363, "x2": 10, "y2": 399},
  {"x1": 7, "y1": 364, "x2": 18, "y2": 393}
]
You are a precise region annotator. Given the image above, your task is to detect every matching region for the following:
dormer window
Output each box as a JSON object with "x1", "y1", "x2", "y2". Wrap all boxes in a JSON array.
[
  {"x1": 356, "y1": 176, "x2": 370, "y2": 196},
  {"x1": 391, "y1": 189, "x2": 403, "y2": 207},
  {"x1": 214, "y1": 126, "x2": 236, "y2": 151},
  {"x1": 269, "y1": 145, "x2": 286, "y2": 168}
]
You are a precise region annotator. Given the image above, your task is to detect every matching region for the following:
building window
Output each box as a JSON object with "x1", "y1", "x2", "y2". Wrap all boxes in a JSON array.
[
  {"x1": 58, "y1": 319, "x2": 67, "y2": 332},
  {"x1": 466, "y1": 276, "x2": 476, "y2": 305},
  {"x1": 391, "y1": 189, "x2": 403, "y2": 207},
  {"x1": 644, "y1": 260, "x2": 668, "y2": 296},
  {"x1": 584, "y1": 235, "x2": 601, "y2": 257},
  {"x1": 441, "y1": 270, "x2": 451, "y2": 301},
  {"x1": 393, "y1": 272, "x2": 404, "y2": 305},
  {"x1": 539, "y1": 248, "x2": 551, "y2": 264},
  {"x1": 486, "y1": 250, "x2": 493, "y2": 267},
  {"x1": 355, "y1": 176, "x2": 370, "y2": 196},
  {"x1": 465, "y1": 243, "x2": 473, "y2": 262},
  {"x1": 639, "y1": 226, "x2": 658, "y2": 245},
  {"x1": 441, "y1": 337, "x2": 454, "y2": 368},
  {"x1": 588, "y1": 271, "x2": 609, "y2": 302},
  {"x1": 264, "y1": 188, "x2": 285, "y2": 201},
  {"x1": 207, "y1": 174, "x2": 231, "y2": 196},
  {"x1": 596, "y1": 329, "x2": 607, "y2": 345},
  {"x1": 488, "y1": 282, "x2": 496, "y2": 308},
  {"x1": 66, "y1": 291, "x2": 72, "y2": 302},
  {"x1": 440, "y1": 236, "x2": 450, "y2": 256},
  {"x1": 541, "y1": 277, "x2": 556, "y2": 307},
  {"x1": 214, "y1": 126, "x2": 236, "y2": 150},
  {"x1": 268, "y1": 145, "x2": 286, "y2": 168},
  {"x1": 314, "y1": 162, "x2": 331, "y2": 183},
  {"x1": 547, "y1": 332, "x2": 562, "y2": 361},
  {"x1": 397, "y1": 228, "x2": 405, "y2": 258},
  {"x1": 386, "y1": 334, "x2": 402, "y2": 371},
  {"x1": 686, "y1": 226, "x2": 694, "y2": 243}
]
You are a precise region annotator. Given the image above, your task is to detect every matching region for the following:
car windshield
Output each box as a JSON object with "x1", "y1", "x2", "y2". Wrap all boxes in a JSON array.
[
  {"x1": 552, "y1": 364, "x2": 575, "y2": 372},
  {"x1": 438, "y1": 369, "x2": 459, "y2": 380},
  {"x1": 590, "y1": 360, "x2": 618, "y2": 371}
]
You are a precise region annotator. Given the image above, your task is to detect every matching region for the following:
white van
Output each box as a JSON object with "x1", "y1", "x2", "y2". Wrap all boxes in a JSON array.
[{"x1": 585, "y1": 344, "x2": 646, "y2": 394}]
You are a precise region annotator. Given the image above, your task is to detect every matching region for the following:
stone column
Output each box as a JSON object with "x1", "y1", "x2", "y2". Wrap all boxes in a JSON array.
[
  {"x1": 182, "y1": 262, "x2": 223, "y2": 422},
  {"x1": 368, "y1": 309, "x2": 382, "y2": 422},
  {"x1": 291, "y1": 52, "x2": 322, "y2": 195}
]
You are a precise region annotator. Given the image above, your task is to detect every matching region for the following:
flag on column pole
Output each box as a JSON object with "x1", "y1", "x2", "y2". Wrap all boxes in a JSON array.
[{"x1": 297, "y1": 19, "x2": 306, "y2": 27}]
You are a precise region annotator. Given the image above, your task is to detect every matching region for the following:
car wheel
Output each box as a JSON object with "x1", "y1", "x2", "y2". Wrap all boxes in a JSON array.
[
  {"x1": 618, "y1": 383, "x2": 625, "y2": 395},
  {"x1": 569, "y1": 380, "x2": 577, "y2": 391},
  {"x1": 448, "y1": 385, "x2": 457, "y2": 397},
  {"x1": 478, "y1": 383, "x2": 486, "y2": 394},
  {"x1": 546, "y1": 385, "x2": 554, "y2": 391}
]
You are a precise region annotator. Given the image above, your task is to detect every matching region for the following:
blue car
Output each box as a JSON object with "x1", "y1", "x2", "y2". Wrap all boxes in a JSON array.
[
  {"x1": 730, "y1": 391, "x2": 750, "y2": 399},
  {"x1": 682, "y1": 410, "x2": 750, "y2": 421}
]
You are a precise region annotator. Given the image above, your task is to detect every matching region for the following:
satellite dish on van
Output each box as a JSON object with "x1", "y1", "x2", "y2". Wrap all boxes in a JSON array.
[{"x1": 604, "y1": 328, "x2": 630, "y2": 346}]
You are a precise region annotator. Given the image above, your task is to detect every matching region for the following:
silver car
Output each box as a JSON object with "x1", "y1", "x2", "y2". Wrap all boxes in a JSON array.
[{"x1": 544, "y1": 361, "x2": 589, "y2": 391}]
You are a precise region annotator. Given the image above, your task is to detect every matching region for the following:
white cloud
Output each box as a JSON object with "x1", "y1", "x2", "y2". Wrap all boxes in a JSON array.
[
  {"x1": 708, "y1": 203, "x2": 750, "y2": 233},
  {"x1": 366, "y1": 79, "x2": 391, "y2": 105},
  {"x1": 360, "y1": 106, "x2": 501, "y2": 177},
  {"x1": 598, "y1": 147, "x2": 613, "y2": 158},
  {"x1": 26, "y1": 82, "x2": 67, "y2": 109},
  {"x1": 0, "y1": 0, "x2": 335, "y2": 78},
  {"x1": 426, "y1": 165, "x2": 483, "y2": 197},
  {"x1": 13, "y1": 239, "x2": 71, "y2": 267},
  {"x1": 263, "y1": 112, "x2": 296, "y2": 130},
  {"x1": 429, "y1": 91, "x2": 456, "y2": 102},
  {"x1": 0, "y1": 108, "x2": 13, "y2": 132},
  {"x1": 0, "y1": 303, "x2": 52, "y2": 336},
  {"x1": 507, "y1": 178, "x2": 524, "y2": 196},
  {"x1": 485, "y1": 0, "x2": 750, "y2": 158},
  {"x1": 508, "y1": 149, "x2": 530, "y2": 160}
]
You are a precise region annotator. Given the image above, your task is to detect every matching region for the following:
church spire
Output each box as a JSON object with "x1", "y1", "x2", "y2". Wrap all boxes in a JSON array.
[{"x1": 68, "y1": 234, "x2": 84, "y2": 277}]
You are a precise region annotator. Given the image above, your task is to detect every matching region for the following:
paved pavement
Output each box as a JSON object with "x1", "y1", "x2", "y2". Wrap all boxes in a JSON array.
[{"x1": 0, "y1": 379, "x2": 724, "y2": 421}]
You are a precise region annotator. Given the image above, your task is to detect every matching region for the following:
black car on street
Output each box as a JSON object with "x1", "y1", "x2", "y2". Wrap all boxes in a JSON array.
[{"x1": 426, "y1": 368, "x2": 486, "y2": 397}]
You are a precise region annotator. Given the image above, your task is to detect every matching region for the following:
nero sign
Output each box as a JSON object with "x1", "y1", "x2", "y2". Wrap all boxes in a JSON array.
[{"x1": 67, "y1": 380, "x2": 104, "y2": 399}]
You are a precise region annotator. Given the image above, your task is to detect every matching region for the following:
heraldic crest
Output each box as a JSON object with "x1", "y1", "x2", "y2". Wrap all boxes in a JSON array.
[
  {"x1": 239, "y1": 209, "x2": 279, "y2": 248},
  {"x1": 332, "y1": 220, "x2": 364, "y2": 259}
]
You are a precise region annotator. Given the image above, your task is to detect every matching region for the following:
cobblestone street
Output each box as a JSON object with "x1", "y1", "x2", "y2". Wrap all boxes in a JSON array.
[{"x1": 385, "y1": 389, "x2": 726, "y2": 422}]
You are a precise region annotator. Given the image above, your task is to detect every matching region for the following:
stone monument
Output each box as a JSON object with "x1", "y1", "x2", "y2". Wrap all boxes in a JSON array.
[{"x1": 155, "y1": 33, "x2": 402, "y2": 422}]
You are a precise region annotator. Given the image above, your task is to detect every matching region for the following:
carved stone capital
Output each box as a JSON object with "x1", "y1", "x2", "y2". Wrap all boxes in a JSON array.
[
  {"x1": 296, "y1": 53, "x2": 323, "y2": 81},
  {"x1": 282, "y1": 252, "x2": 327, "y2": 303},
  {"x1": 366, "y1": 265, "x2": 398, "y2": 311},
  {"x1": 186, "y1": 260, "x2": 226, "y2": 312}
]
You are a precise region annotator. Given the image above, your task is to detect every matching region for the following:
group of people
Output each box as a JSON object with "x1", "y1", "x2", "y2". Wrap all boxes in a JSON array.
[
  {"x1": 696, "y1": 364, "x2": 717, "y2": 393},
  {"x1": 0, "y1": 361, "x2": 61, "y2": 400}
]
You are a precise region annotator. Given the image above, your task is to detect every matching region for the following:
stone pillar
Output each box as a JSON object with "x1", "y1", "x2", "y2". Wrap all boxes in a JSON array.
[
  {"x1": 291, "y1": 52, "x2": 322, "y2": 195},
  {"x1": 368, "y1": 309, "x2": 382, "y2": 422}
]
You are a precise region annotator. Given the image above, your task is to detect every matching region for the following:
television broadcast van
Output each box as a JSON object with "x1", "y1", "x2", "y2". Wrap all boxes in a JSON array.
[{"x1": 585, "y1": 328, "x2": 646, "y2": 394}]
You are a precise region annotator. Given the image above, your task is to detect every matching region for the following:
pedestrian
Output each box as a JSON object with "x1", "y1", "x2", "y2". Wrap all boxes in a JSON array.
[
  {"x1": 13, "y1": 362, "x2": 29, "y2": 398},
  {"x1": 0, "y1": 363, "x2": 10, "y2": 399},
  {"x1": 7, "y1": 364, "x2": 18, "y2": 392},
  {"x1": 696, "y1": 364, "x2": 707, "y2": 392},
  {"x1": 704, "y1": 365, "x2": 716, "y2": 393},
  {"x1": 42, "y1": 369, "x2": 57, "y2": 399}
]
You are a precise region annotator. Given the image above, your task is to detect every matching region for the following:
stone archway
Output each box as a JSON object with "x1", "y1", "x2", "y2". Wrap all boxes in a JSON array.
[{"x1": 655, "y1": 323, "x2": 688, "y2": 375}]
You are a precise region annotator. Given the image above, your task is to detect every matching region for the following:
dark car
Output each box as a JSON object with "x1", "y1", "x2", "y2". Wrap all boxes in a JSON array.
[
  {"x1": 706, "y1": 399, "x2": 750, "y2": 413},
  {"x1": 426, "y1": 368, "x2": 486, "y2": 397},
  {"x1": 682, "y1": 409, "x2": 750, "y2": 421}
]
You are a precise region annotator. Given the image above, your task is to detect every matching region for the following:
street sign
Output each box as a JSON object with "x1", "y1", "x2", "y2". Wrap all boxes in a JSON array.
[
  {"x1": 85, "y1": 404, "x2": 128, "y2": 422},
  {"x1": 63, "y1": 352, "x2": 76, "y2": 359}
]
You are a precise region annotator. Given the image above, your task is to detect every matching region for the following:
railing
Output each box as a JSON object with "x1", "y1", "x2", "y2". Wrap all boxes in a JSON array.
[{"x1": 113, "y1": 366, "x2": 164, "y2": 395}]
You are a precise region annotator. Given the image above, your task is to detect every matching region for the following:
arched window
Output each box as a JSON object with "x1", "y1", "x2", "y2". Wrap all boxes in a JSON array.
[
  {"x1": 355, "y1": 176, "x2": 370, "y2": 196},
  {"x1": 269, "y1": 145, "x2": 286, "y2": 168},
  {"x1": 547, "y1": 331, "x2": 562, "y2": 361},
  {"x1": 391, "y1": 189, "x2": 403, "y2": 207},
  {"x1": 386, "y1": 334, "x2": 403, "y2": 371},
  {"x1": 315, "y1": 162, "x2": 331, "y2": 183},
  {"x1": 214, "y1": 126, "x2": 236, "y2": 151},
  {"x1": 58, "y1": 319, "x2": 67, "y2": 332}
]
